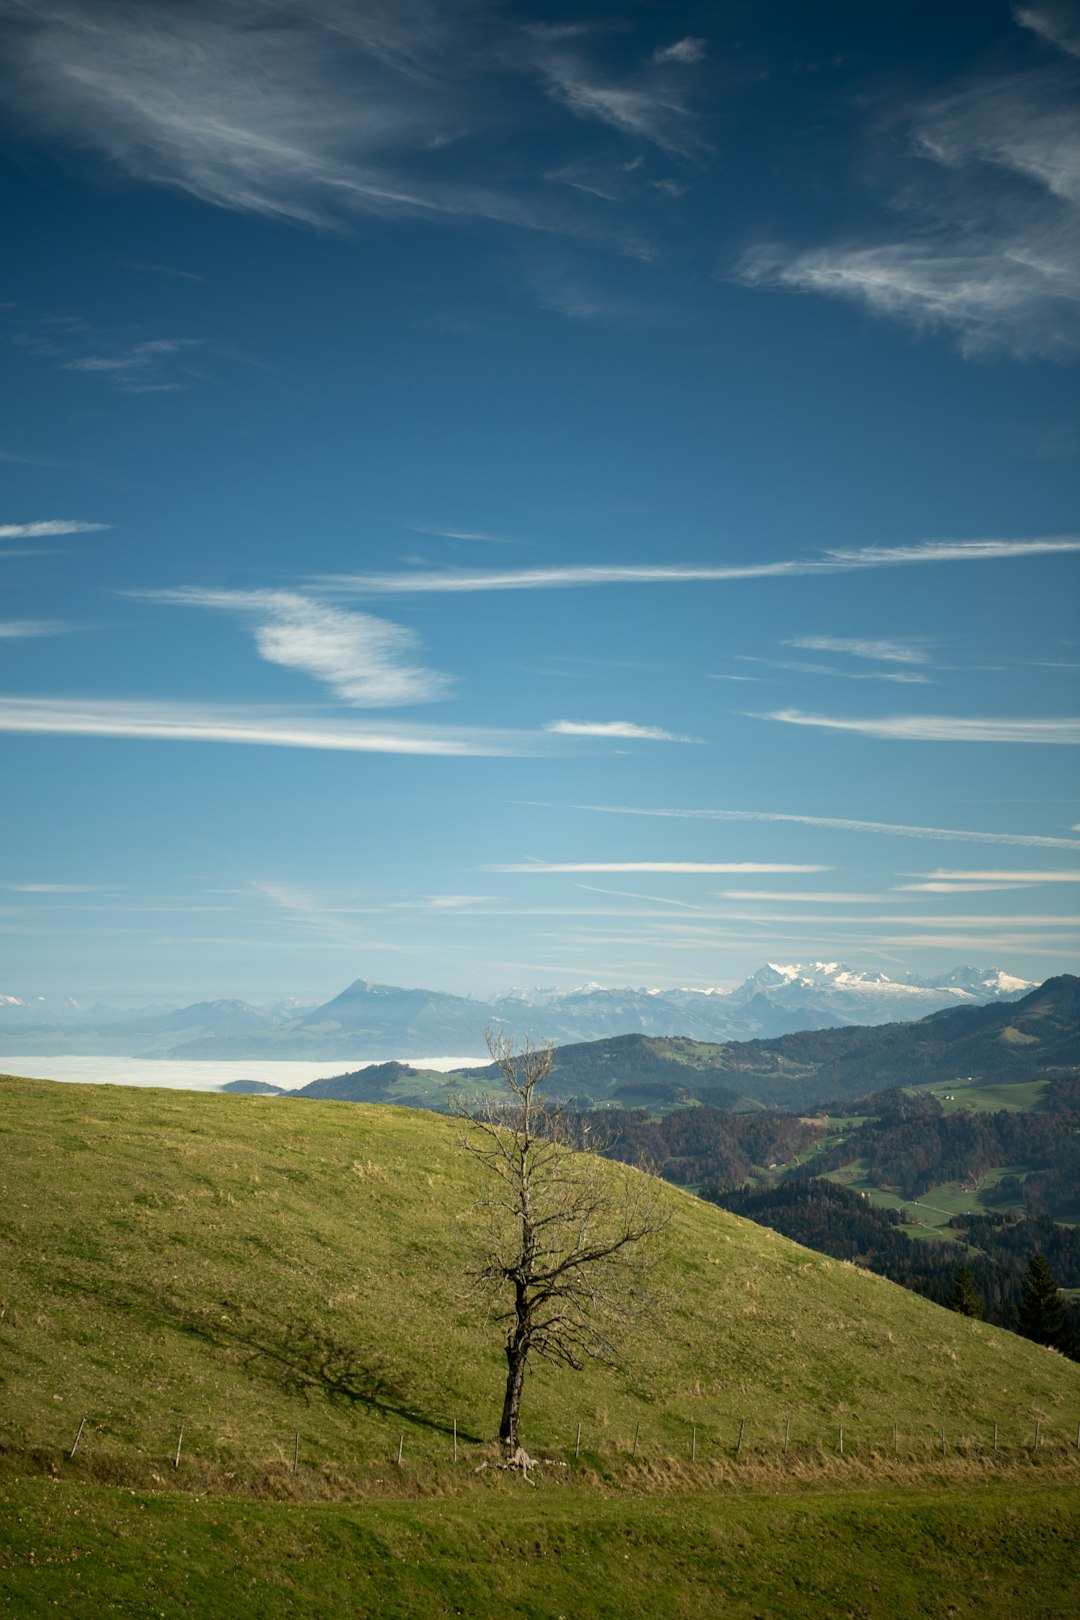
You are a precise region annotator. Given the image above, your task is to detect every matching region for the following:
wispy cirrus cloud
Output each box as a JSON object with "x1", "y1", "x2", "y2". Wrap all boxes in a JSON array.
[
  {"x1": 0, "y1": 0, "x2": 677, "y2": 251},
  {"x1": 739, "y1": 8, "x2": 1080, "y2": 356},
  {"x1": 141, "y1": 588, "x2": 452, "y2": 706},
  {"x1": 316, "y1": 535, "x2": 1080, "y2": 594},
  {"x1": 557, "y1": 801, "x2": 1080, "y2": 851},
  {"x1": 784, "y1": 635, "x2": 929, "y2": 664},
  {"x1": 5, "y1": 882, "x2": 105, "y2": 893},
  {"x1": 714, "y1": 890, "x2": 901, "y2": 903},
  {"x1": 521, "y1": 249, "x2": 659, "y2": 322},
  {"x1": 0, "y1": 1, "x2": 493, "y2": 230},
  {"x1": 894, "y1": 881, "x2": 1032, "y2": 893},
  {"x1": 0, "y1": 519, "x2": 108, "y2": 539},
  {"x1": 4, "y1": 299, "x2": 216, "y2": 395},
  {"x1": 414, "y1": 894, "x2": 502, "y2": 911},
  {"x1": 118, "y1": 259, "x2": 204, "y2": 283},
  {"x1": 0, "y1": 696, "x2": 533, "y2": 756},
  {"x1": 652, "y1": 38, "x2": 707, "y2": 67},
  {"x1": 544, "y1": 719, "x2": 700, "y2": 742},
  {"x1": 740, "y1": 229, "x2": 1080, "y2": 360},
  {"x1": 536, "y1": 27, "x2": 707, "y2": 157},
  {"x1": 757, "y1": 710, "x2": 1080, "y2": 744},
  {"x1": 0, "y1": 620, "x2": 71, "y2": 639},
  {"x1": 408, "y1": 522, "x2": 521, "y2": 544},
  {"x1": 540, "y1": 72, "x2": 693, "y2": 155},
  {"x1": 483, "y1": 861, "x2": 832, "y2": 874},
  {"x1": 64, "y1": 338, "x2": 203, "y2": 393},
  {"x1": 1017, "y1": 4, "x2": 1080, "y2": 58},
  {"x1": 904, "y1": 867, "x2": 1080, "y2": 882},
  {"x1": 736, "y1": 655, "x2": 930, "y2": 684}
]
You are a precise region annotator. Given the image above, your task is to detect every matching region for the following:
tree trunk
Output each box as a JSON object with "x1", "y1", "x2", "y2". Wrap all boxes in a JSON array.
[{"x1": 499, "y1": 1328, "x2": 529, "y2": 1451}]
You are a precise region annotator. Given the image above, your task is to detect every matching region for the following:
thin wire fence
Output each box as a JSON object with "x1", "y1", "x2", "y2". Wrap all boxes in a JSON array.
[{"x1": 7, "y1": 1409, "x2": 1078, "y2": 1496}]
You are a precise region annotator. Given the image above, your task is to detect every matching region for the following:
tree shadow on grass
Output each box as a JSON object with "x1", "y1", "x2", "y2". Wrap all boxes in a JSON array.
[{"x1": 50, "y1": 1271, "x2": 481, "y2": 1441}]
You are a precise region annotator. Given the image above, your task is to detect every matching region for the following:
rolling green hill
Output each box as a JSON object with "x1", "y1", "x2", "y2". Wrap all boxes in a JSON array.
[
  {"x1": 293, "y1": 1059, "x2": 454, "y2": 1106},
  {"x1": 455, "y1": 1032, "x2": 750, "y2": 1110},
  {"x1": 2, "y1": 1073, "x2": 1078, "y2": 1486},
  {"x1": 3, "y1": 1073, "x2": 1080, "y2": 1618}
]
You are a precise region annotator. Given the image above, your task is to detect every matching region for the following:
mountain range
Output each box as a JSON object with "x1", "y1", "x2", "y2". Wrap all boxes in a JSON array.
[
  {"x1": 0, "y1": 962, "x2": 1037, "y2": 1059},
  {"x1": 223, "y1": 974, "x2": 1080, "y2": 1115},
  {"x1": 514, "y1": 973, "x2": 1080, "y2": 1111}
]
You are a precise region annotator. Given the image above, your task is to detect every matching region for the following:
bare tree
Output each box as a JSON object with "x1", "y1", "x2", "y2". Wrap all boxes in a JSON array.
[{"x1": 457, "y1": 1032, "x2": 666, "y2": 1458}]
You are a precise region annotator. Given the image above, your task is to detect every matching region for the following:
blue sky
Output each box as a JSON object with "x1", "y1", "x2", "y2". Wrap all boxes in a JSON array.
[{"x1": 1, "y1": 0, "x2": 1078, "y2": 1003}]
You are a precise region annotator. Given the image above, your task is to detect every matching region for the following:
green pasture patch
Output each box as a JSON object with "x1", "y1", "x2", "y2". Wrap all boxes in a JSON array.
[
  {"x1": 900, "y1": 1171, "x2": 1040, "y2": 1229},
  {"x1": 840, "y1": 1180, "x2": 907, "y2": 1211},
  {"x1": 925, "y1": 1080, "x2": 1050, "y2": 1115},
  {"x1": 2, "y1": 1477, "x2": 1080, "y2": 1619},
  {"x1": 901, "y1": 1223, "x2": 956, "y2": 1244},
  {"x1": 825, "y1": 1168, "x2": 1037, "y2": 1236},
  {"x1": 776, "y1": 1130, "x2": 856, "y2": 1176},
  {"x1": 998, "y1": 1026, "x2": 1039, "y2": 1046},
  {"x1": 969, "y1": 1164, "x2": 1036, "y2": 1213},
  {"x1": 821, "y1": 1158, "x2": 872, "y2": 1188},
  {"x1": 901, "y1": 1184, "x2": 987, "y2": 1227}
]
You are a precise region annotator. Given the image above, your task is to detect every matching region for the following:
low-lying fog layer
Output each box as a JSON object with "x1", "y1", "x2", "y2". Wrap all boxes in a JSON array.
[{"x1": 0, "y1": 1055, "x2": 477, "y2": 1093}]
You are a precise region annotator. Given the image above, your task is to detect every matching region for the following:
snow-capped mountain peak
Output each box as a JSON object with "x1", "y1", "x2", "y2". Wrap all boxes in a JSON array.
[{"x1": 0, "y1": 963, "x2": 1039, "y2": 1058}]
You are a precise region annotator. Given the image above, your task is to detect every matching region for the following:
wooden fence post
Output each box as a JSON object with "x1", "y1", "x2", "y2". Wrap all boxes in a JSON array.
[
  {"x1": 575, "y1": 1421, "x2": 582, "y2": 1460},
  {"x1": 174, "y1": 1425, "x2": 184, "y2": 1468},
  {"x1": 736, "y1": 1418, "x2": 746, "y2": 1458},
  {"x1": 631, "y1": 1421, "x2": 640, "y2": 1459},
  {"x1": 396, "y1": 1433, "x2": 404, "y2": 1465},
  {"x1": 69, "y1": 1418, "x2": 86, "y2": 1460}
]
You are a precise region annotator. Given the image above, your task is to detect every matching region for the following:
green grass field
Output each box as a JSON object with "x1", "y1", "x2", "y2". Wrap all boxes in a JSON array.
[
  {"x1": 3, "y1": 1073, "x2": 1079, "y2": 1616},
  {"x1": 923, "y1": 1079, "x2": 1051, "y2": 1114},
  {"x1": 829, "y1": 1165, "x2": 1036, "y2": 1234},
  {"x1": 3, "y1": 1476, "x2": 1080, "y2": 1619}
]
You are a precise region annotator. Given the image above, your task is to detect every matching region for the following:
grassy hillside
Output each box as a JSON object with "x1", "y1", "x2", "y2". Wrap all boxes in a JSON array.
[
  {"x1": 295, "y1": 1060, "x2": 455, "y2": 1107},
  {"x1": 2, "y1": 1074, "x2": 1079, "y2": 1494},
  {"x1": 4, "y1": 1074, "x2": 1080, "y2": 1618}
]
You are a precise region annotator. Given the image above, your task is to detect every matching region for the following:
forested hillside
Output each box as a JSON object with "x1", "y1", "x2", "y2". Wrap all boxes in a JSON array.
[
  {"x1": 585, "y1": 1105, "x2": 826, "y2": 1187},
  {"x1": 714, "y1": 1179, "x2": 1080, "y2": 1355},
  {"x1": 792, "y1": 1076, "x2": 1080, "y2": 1220}
]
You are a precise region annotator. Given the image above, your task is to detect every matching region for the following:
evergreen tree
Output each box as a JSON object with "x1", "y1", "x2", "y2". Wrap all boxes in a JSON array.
[
  {"x1": 947, "y1": 1266, "x2": 983, "y2": 1318},
  {"x1": 1017, "y1": 1252, "x2": 1067, "y2": 1349}
]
